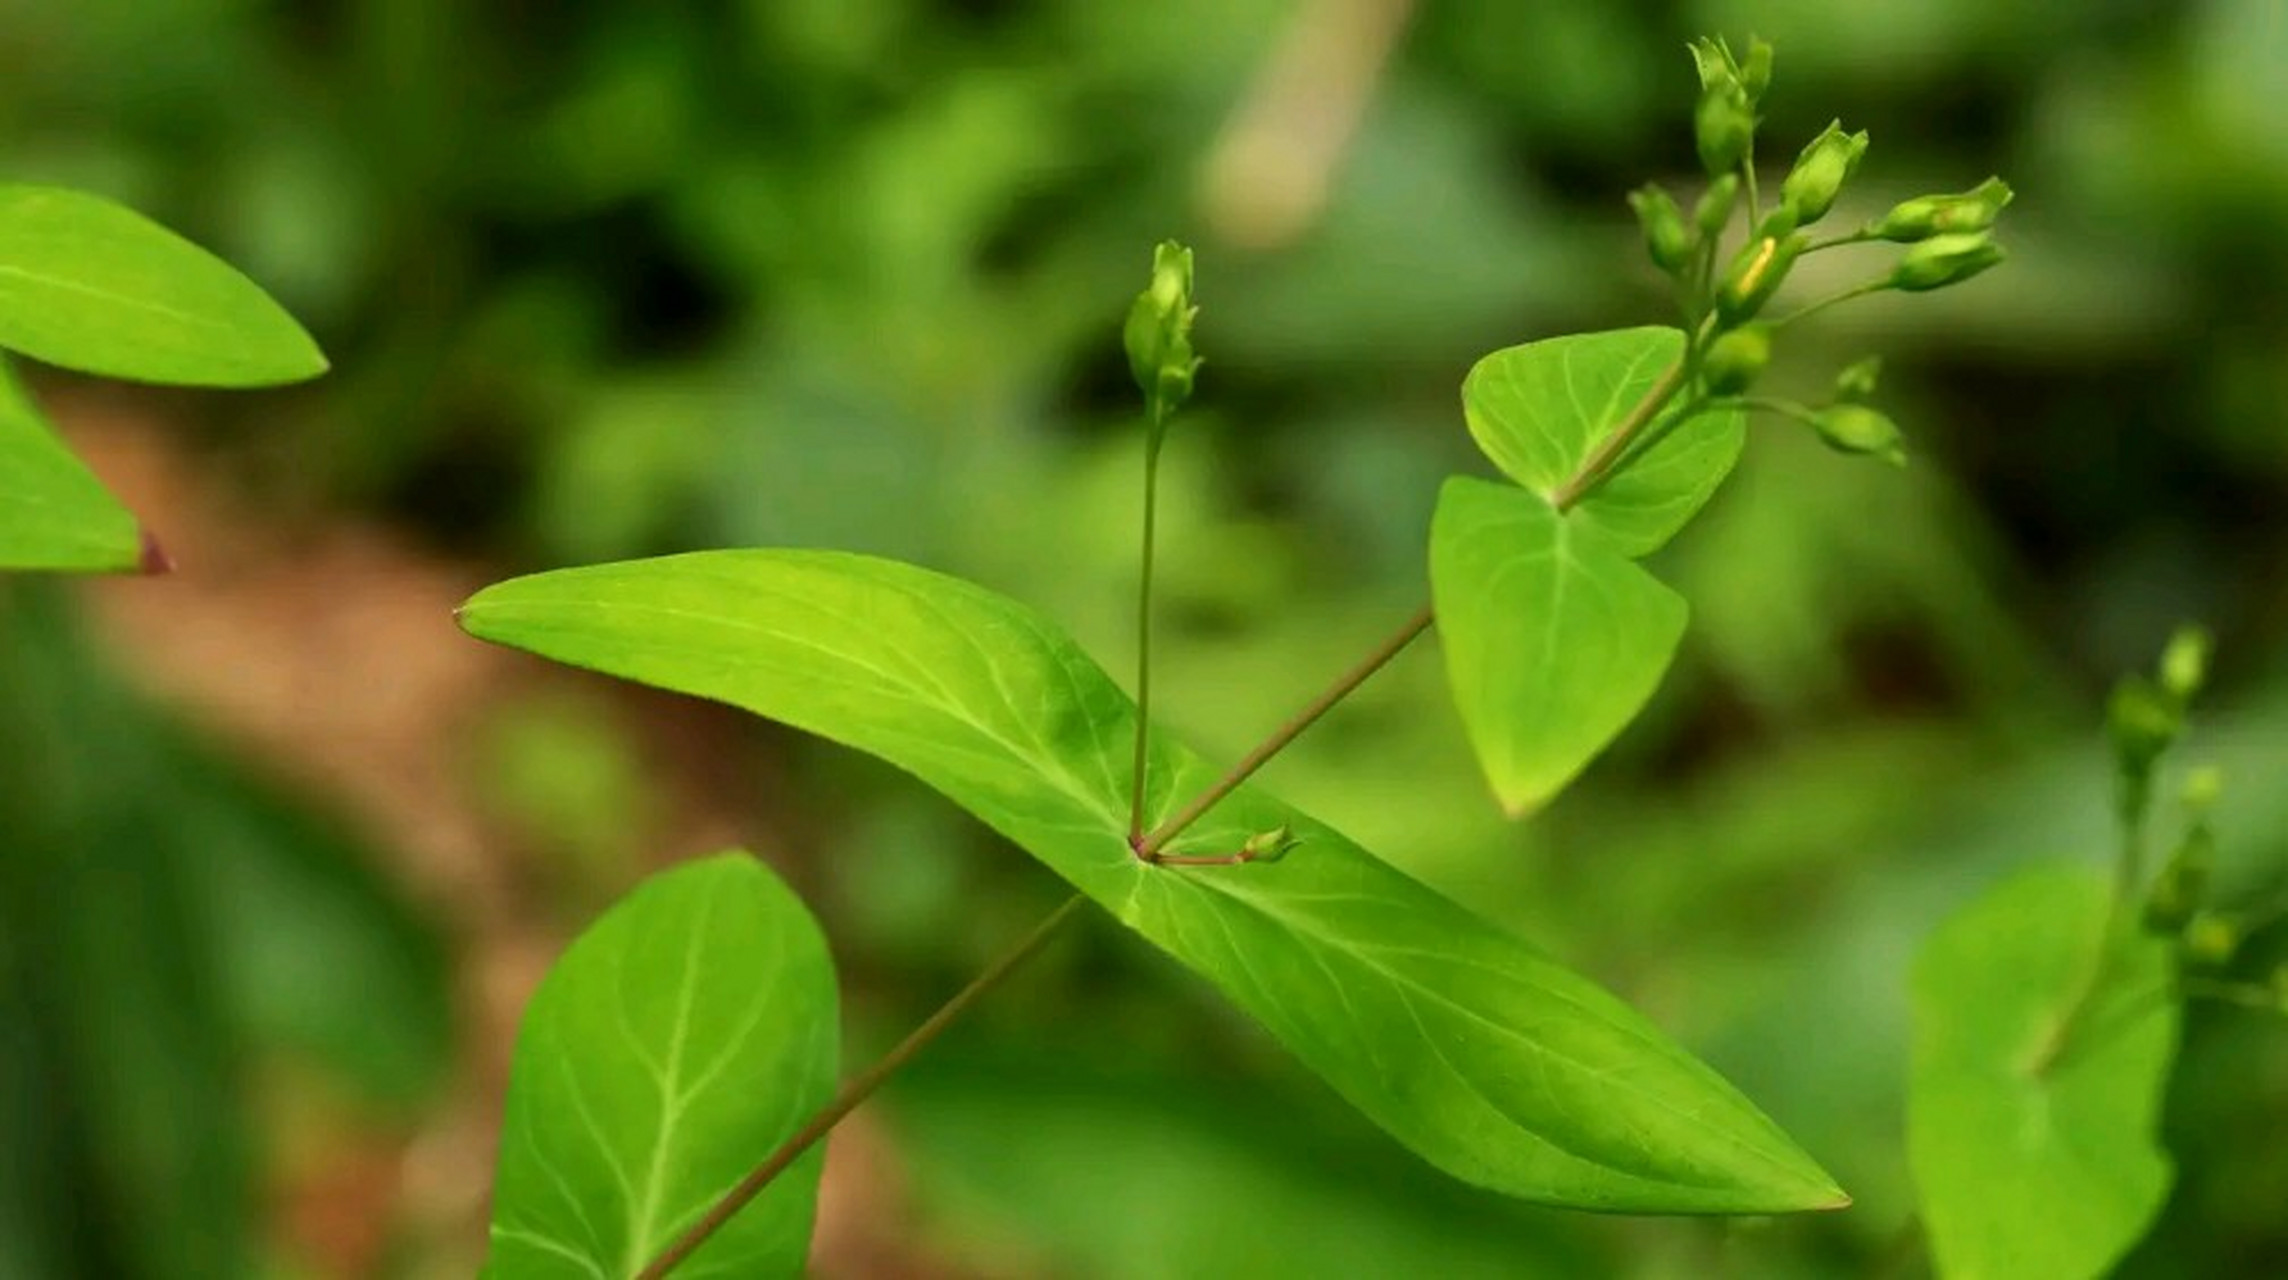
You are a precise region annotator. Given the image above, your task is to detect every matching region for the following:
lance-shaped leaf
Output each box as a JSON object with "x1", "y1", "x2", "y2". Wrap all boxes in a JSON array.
[
  {"x1": 486, "y1": 853, "x2": 838, "y2": 1278},
  {"x1": 461, "y1": 551, "x2": 1843, "y2": 1214},
  {"x1": 0, "y1": 357, "x2": 144, "y2": 572},
  {"x1": 1430, "y1": 477, "x2": 1687, "y2": 814},
  {"x1": 1462, "y1": 326, "x2": 1742, "y2": 556},
  {"x1": 0, "y1": 186, "x2": 326, "y2": 388},
  {"x1": 1908, "y1": 866, "x2": 2177, "y2": 1280}
]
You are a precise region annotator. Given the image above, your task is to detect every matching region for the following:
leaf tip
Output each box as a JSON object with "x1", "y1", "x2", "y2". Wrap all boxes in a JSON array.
[{"x1": 136, "y1": 526, "x2": 174, "y2": 575}]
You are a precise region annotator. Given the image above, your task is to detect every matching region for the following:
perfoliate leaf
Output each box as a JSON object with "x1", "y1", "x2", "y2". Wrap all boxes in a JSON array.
[
  {"x1": 485, "y1": 853, "x2": 838, "y2": 1278},
  {"x1": 1430, "y1": 477, "x2": 1687, "y2": 814},
  {"x1": 0, "y1": 357, "x2": 142, "y2": 572},
  {"x1": 1909, "y1": 866, "x2": 2177, "y2": 1280},
  {"x1": 1461, "y1": 326, "x2": 1742, "y2": 556},
  {"x1": 462, "y1": 551, "x2": 1843, "y2": 1214},
  {"x1": 0, "y1": 186, "x2": 326, "y2": 388}
]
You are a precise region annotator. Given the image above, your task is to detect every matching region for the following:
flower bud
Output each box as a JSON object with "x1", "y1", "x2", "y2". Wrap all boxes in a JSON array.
[
  {"x1": 1739, "y1": 37, "x2": 1774, "y2": 104},
  {"x1": 1694, "y1": 174, "x2": 1740, "y2": 240},
  {"x1": 1695, "y1": 81, "x2": 1756, "y2": 176},
  {"x1": 2181, "y1": 911, "x2": 2241, "y2": 968},
  {"x1": 2180, "y1": 764, "x2": 2224, "y2": 812},
  {"x1": 1833, "y1": 355, "x2": 1882, "y2": 399},
  {"x1": 1628, "y1": 185, "x2": 1694, "y2": 274},
  {"x1": 1888, "y1": 232, "x2": 2004, "y2": 292},
  {"x1": 1701, "y1": 323, "x2": 1771, "y2": 395},
  {"x1": 1755, "y1": 204, "x2": 1799, "y2": 241},
  {"x1": 1716, "y1": 233, "x2": 1802, "y2": 325},
  {"x1": 2160, "y1": 625, "x2": 2212, "y2": 703},
  {"x1": 2108, "y1": 676, "x2": 2182, "y2": 778},
  {"x1": 1809, "y1": 403, "x2": 1905, "y2": 465},
  {"x1": 1869, "y1": 177, "x2": 2014, "y2": 242},
  {"x1": 2142, "y1": 822, "x2": 2215, "y2": 934},
  {"x1": 1240, "y1": 824, "x2": 1300, "y2": 862},
  {"x1": 1123, "y1": 241, "x2": 1201, "y2": 420},
  {"x1": 1780, "y1": 121, "x2": 1869, "y2": 225}
]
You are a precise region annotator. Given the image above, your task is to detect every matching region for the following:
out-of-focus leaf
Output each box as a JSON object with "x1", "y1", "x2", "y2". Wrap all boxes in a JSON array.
[
  {"x1": 1908, "y1": 866, "x2": 2177, "y2": 1280},
  {"x1": 461, "y1": 550, "x2": 1845, "y2": 1213},
  {"x1": 485, "y1": 853, "x2": 839, "y2": 1278},
  {"x1": 1430, "y1": 476, "x2": 1687, "y2": 814},
  {"x1": 0, "y1": 185, "x2": 326, "y2": 387},
  {"x1": 1460, "y1": 327, "x2": 1742, "y2": 556},
  {"x1": 0, "y1": 357, "x2": 142, "y2": 572}
]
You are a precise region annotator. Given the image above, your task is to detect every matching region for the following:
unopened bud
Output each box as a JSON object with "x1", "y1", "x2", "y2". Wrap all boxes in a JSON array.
[
  {"x1": 1809, "y1": 403, "x2": 1905, "y2": 465},
  {"x1": 1869, "y1": 177, "x2": 2014, "y2": 242},
  {"x1": 1124, "y1": 241, "x2": 1201, "y2": 421},
  {"x1": 2160, "y1": 625, "x2": 2212, "y2": 703},
  {"x1": 2143, "y1": 823, "x2": 2215, "y2": 934},
  {"x1": 1695, "y1": 82, "x2": 1756, "y2": 176},
  {"x1": 1694, "y1": 174, "x2": 1741, "y2": 240},
  {"x1": 2108, "y1": 676, "x2": 2182, "y2": 778},
  {"x1": 1833, "y1": 355, "x2": 1882, "y2": 399},
  {"x1": 2180, "y1": 765, "x2": 2224, "y2": 813},
  {"x1": 1888, "y1": 232, "x2": 2004, "y2": 292},
  {"x1": 1716, "y1": 233, "x2": 1803, "y2": 325},
  {"x1": 1702, "y1": 324, "x2": 1772, "y2": 395},
  {"x1": 1241, "y1": 824, "x2": 1300, "y2": 862},
  {"x1": 1781, "y1": 121, "x2": 1869, "y2": 225},
  {"x1": 2182, "y1": 911, "x2": 2241, "y2": 968},
  {"x1": 1739, "y1": 37, "x2": 1774, "y2": 103},
  {"x1": 1628, "y1": 185, "x2": 1694, "y2": 274}
]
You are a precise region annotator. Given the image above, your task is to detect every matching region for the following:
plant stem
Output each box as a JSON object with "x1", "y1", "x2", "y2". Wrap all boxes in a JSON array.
[
  {"x1": 2032, "y1": 771, "x2": 2155, "y2": 1076},
  {"x1": 1546, "y1": 355, "x2": 1691, "y2": 511},
  {"x1": 637, "y1": 894, "x2": 1088, "y2": 1279},
  {"x1": 1128, "y1": 426, "x2": 1166, "y2": 842},
  {"x1": 1137, "y1": 602, "x2": 1433, "y2": 856}
]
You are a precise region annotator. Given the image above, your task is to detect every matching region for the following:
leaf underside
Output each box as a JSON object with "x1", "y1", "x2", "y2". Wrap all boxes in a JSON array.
[
  {"x1": 1908, "y1": 866, "x2": 2177, "y2": 1280},
  {"x1": 462, "y1": 550, "x2": 1843, "y2": 1215},
  {"x1": 485, "y1": 853, "x2": 839, "y2": 1279}
]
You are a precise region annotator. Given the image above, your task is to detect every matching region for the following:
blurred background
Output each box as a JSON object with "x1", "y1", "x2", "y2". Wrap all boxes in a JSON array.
[{"x1": 1, "y1": 0, "x2": 2284, "y2": 1275}]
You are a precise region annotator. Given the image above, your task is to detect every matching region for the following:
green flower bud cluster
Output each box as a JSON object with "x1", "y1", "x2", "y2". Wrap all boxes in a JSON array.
[{"x1": 1124, "y1": 241, "x2": 1201, "y2": 428}]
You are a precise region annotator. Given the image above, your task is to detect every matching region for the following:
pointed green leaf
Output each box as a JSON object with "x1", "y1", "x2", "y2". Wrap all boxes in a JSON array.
[
  {"x1": 1430, "y1": 477, "x2": 1687, "y2": 814},
  {"x1": 461, "y1": 551, "x2": 1843, "y2": 1214},
  {"x1": 1909, "y1": 866, "x2": 2177, "y2": 1280},
  {"x1": 0, "y1": 357, "x2": 142, "y2": 572},
  {"x1": 486, "y1": 853, "x2": 838, "y2": 1278},
  {"x1": 1462, "y1": 326, "x2": 1743, "y2": 556},
  {"x1": 0, "y1": 186, "x2": 326, "y2": 388}
]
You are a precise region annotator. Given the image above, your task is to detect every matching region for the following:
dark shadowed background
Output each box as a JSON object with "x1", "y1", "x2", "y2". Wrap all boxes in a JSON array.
[{"x1": 2, "y1": 0, "x2": 2284, "y2": 1275}]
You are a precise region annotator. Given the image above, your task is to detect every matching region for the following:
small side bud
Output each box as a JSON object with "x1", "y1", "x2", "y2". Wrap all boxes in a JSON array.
[
  {"x1": 2180, "y1": 764, "x2": 2224, "y2": 813},
  {"x1": 1702, "y1": 324, "x2": 1772, "y2": 395},
  {"x1": 2181, "y1": 911, "x2": 2241, "y2": 968},
  {"x1": 1869, "y1": 177, "x2": 2014, "y2": 242},
  {"x1": 2107, "y1": 676, "x2": 2182, "y2": 778},
  {"x1": 1739, "y1": 37, "x2": 1774, "y2": 103},
  {"x1": 1888, "y1": 232, "x2": 2004, "y2": 292},
  {"x1": 1833, "y1": 355, "x2": 1883, "y2": 399},
  {"x1": 1694, "y1": 174, "x2": 1741, "y2": 240},
  {"x1": 2159, "y1": 625, "x2": 2212, "y2": 703},
  {"x1": 1716, "y1": 233, "x2": 1803, "y2": 325},
  {"x1": 1628, "y1": 185, "x2": 1694, "y2": 273},
  {"x1": 1124, "y1": 241, "x2": 1202, "y2": 422},
  {"x1": 1809, "y1": 403, "x2": 1906, "y2": 465},
  {"x1": 1240, "y1": 824, "x2": 1300, "y2": 862},
  {"x1": 1780, "y1": 120, "x2": 1869, "y2": 225},
  {"x1": 2143, "y1": 822, "x2": 2215, "y2": 934}
]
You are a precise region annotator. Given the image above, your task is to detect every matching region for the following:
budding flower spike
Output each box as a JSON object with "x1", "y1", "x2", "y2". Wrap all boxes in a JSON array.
[{"x1": 1123, "y1": 240, "x2": 1201, "y2": 432}]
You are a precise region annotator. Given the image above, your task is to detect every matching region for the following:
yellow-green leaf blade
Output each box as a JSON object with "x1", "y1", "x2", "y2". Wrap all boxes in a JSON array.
[
  {"x1": 0, "y1": 186, "x2": 327, "y2": 388},
  {"x1": 1461, "y1": 326, "x2": 1742, "y2": 556},
  {"x1": 461, "y1": 550, "x2": 1842, "y2": 1214},
  {"x1": 1430, "y1": 477, "x2": 1687, "y2": 814},
  {"x1": 0, "y1": 358, "x2": 142, "y2": 571},
  {"x1": 485, "y1": 853, "x2": 838, "y2": 1278},
  {"x1": 1908, "y1": 866, "x2": 2177, "y2": 1280}
]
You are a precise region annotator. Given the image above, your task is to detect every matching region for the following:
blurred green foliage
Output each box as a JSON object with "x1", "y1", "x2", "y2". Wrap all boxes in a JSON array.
[{"x1": 3, "y1": 0, "x2": 2286, "y2": 1274}]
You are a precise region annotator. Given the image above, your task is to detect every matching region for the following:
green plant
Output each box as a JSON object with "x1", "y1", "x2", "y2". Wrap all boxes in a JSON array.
[
  {"x1": 0, "y1": 185, "x2": 326, "y2": 572},
  {"x1": 464, "y1": 37, "x2": 2020, "y2": 1276},
  {"x1": 1908, "y1": 627, "x2": 2287, "y2": 1278}
]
